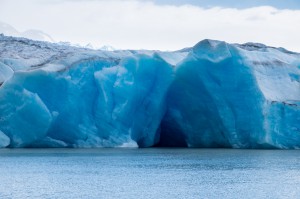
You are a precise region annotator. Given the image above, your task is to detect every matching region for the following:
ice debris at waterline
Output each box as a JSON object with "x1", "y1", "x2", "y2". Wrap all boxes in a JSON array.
[{"x1": 0, "y1": 34, "x2": 299, "y2": 148}]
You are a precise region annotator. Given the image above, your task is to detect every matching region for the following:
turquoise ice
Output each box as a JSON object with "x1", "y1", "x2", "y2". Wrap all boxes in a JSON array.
[{"x1": 0, "y1": 35, "x2": 299, "y2": 148}]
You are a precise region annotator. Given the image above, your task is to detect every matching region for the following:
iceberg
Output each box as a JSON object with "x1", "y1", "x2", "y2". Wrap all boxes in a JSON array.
[{"x1": 0, "y1": 35, "x2": 299, "y2": 148}]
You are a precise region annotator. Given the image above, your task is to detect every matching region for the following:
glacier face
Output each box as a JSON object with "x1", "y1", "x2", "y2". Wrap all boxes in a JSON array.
[{"x1": 0, "y1": 35, "x2": 299, "y2": 148}]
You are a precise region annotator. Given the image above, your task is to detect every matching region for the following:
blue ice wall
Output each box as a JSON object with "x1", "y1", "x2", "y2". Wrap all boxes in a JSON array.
[
  {"x1": 0, "y1": 52, "x2": 173, "y2": 147},
  {"x1": 160, "y1": 40, "x2": 300, "y2": 148},
  {"x1": 0, "y1": 36, "x2": 300, "y2": 148}
]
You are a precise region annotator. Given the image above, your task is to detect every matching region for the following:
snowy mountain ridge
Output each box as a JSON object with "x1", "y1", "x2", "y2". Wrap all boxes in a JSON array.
[{"x1": 0, "y1": 22, "x2": 54, "y2": 43}]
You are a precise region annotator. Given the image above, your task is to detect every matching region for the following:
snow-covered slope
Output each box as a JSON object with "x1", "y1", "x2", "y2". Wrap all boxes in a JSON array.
[{"x1": 0, "y1": 35, "x2": 299, "y2": 148}]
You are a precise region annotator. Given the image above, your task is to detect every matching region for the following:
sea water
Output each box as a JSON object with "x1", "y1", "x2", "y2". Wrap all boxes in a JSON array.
[{"x1": 0, "y1": 148, "x2": 300, "y2": 199}]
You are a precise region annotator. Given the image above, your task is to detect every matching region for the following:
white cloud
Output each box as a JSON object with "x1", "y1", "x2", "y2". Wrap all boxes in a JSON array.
[{"x1": 0, "y1": 0, "x2": 300, "y2": 51}]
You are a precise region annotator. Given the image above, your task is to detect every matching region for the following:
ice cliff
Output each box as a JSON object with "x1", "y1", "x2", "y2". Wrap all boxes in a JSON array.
[{"x1": 0, "y1": 34, "x2": 299, "y2": 148}]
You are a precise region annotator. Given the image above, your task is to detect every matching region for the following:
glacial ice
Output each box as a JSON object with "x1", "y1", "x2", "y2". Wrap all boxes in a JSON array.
[
  {"x1": 0, "y1": 35, "x2": 299, "y2": 148},
  {"x1": 0, "y1": 130, "x2": 10, "y2": 148}
]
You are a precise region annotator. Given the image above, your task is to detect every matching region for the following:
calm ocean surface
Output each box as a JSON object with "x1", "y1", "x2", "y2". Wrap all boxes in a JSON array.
[{"x1": 0, "y1": 148, "x2": 300, "y2": 199}]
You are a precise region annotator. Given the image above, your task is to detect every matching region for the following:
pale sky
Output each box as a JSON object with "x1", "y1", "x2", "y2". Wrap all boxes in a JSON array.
[{"x1": 0, "y1": 0, "x2": 300, "y2": 51}]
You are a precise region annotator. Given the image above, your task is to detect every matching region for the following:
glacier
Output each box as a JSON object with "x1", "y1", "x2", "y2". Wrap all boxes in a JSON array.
[{"x1": 0, "y1": 34, "x2": 299, "y2": 148}]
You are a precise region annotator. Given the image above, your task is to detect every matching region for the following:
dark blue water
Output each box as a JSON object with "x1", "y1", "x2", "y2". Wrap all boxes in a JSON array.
[{"x1": 0, "y1": 149, "x2": 300, "y2": 199}]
